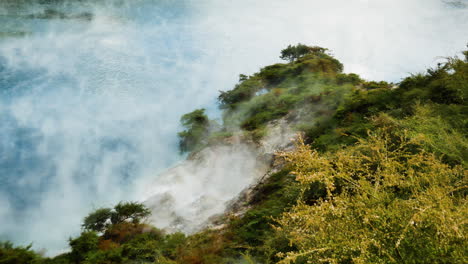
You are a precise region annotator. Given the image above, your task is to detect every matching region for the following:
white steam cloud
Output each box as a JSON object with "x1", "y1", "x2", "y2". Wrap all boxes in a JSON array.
[
  {"x1": 142, "y1": 143, "x2": 268, "y2": 232},
  {"x1": 0, "y1": 0, "x2": 466, "y2": 255}
]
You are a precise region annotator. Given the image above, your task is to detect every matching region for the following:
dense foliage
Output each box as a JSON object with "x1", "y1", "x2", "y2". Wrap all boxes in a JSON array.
[
  {"x1": 0, "y1": 242, "x2": 43, "y2": 264},
  {"x1": 3, "y1": 44, "x2": 467, "y2": 263},
  {"x1": 276, "y1": 128, "x2": 466, "y2": 263},
  {"x1": 82, "y1": 202, "x2": 151, "y2": 233},
  {"x1": 280, "y1": 44, "x2": 329, "y2": 62},
  {"x1": 177, "y1": 109, "x2": 210, "y2": 153}
]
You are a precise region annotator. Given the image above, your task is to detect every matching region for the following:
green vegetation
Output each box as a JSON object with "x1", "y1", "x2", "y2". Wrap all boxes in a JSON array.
[
  {"x1": 280, "y1": 44, "x2": 329, "y2": 62},
  {"x1": 171, "y1": 43, "x2": 467, "y2": 263},
  {"x1": 178, "y1": 109, "x2": 211, "y2": 153},
  {"x1": 1, "y1": 202, "x2": 185, "y2": 264},
  {"x1": 215, "y1": 44, "x2": 346, "y2": 138},
  {"x1": 0, "y1": 242, "x2": 43, "y2": 264},
  {"x1": 3, "y1": 44, "x2": 467, "y2": 263},
  {"x1": 82, "y1": 202, "x2": 151, "y2": 233},
  {"x1": 199, "y1": 112, "x2": 465, "y2": 263},
  {"x1": 275, "y1": 127, "x2": 467, "y2": 263}
]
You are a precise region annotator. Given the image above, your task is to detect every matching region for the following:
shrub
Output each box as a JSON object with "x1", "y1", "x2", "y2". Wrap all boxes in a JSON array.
[
  {"x1": 82, "y1": 208, "x2": 112, "y2": 233},
  {"x1": 275, "y1": 130, "x2": 467, "y2": 263},
  {"x1": 68, "y1": 232, "x2": 99, "y2": 263},
  {"x1": 0, "y1": 241, "x2": 43, "y2": 264}
]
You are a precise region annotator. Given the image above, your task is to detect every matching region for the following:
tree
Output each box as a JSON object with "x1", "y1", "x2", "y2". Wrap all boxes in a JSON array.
[
  {"x1": 178, "y1": 109, "x2": 210, "y2": 153},
  {"x1": 110, "y1": 202, "x2": 151, "y2": 225},
  {"x1": 82, "y1": 202, "x2": 151, "y2": 233},
  {"x1": 68, "y1": 232, "x2": 99, "y2": 263},
  {"x1": 280, "y1": 43, "x2": 327, "y2": 62},
  {"x1": 82, "y1": 208, "x2": 112, "y2": 233},
  {"x1": 239, "y1": 74, "x2": 248, "y2": 82}
]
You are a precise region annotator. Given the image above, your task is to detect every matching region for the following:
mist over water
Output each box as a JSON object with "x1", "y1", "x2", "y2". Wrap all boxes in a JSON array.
[
  {"x1": 0, "y1": 0, "x2": 214, "y2": 254},
  {"x1": 0, "y1": 0, "x2": 466, "y2": 255}
]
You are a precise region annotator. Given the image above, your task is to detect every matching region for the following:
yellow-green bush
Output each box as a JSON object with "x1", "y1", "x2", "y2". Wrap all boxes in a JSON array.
[{"x1": 275, "y1": 129, "x2": 467, "y2": 263}]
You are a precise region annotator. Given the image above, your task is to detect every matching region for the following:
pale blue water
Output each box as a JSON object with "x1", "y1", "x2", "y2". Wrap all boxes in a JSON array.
[{"x1": 0, "y1": 0, "x2": 221, "y2": 254}]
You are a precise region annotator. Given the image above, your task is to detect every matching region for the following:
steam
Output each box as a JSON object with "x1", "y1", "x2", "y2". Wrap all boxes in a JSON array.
[
  {"x1": 0, "y1": 0, "x2": 210, "y2": 254},
  {"x1": 142, "y1": 143, "x2": 268, "y2": 232},
  {"x1": 142, "y1": 117, "x2": 296, "y2": 232},
  {"x1": 0, "y1": 0, "x2": 466, "y2": 255}
]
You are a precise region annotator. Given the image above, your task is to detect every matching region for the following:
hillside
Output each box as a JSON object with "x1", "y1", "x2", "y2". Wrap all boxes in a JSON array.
[{"x1": 1, "y1": 44, "x2": 467, "y2": 264}]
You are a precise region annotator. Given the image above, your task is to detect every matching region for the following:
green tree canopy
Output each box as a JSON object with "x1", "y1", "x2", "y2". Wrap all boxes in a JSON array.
[
  {"x1": 178, "y1": 109, "x2": 210, "y2": 153},
  {"x1": 82, "y1": 208, "x2": 112, "y2": 233},
  {"x1": 110, "y1": 202, "x2": 151, "y2": 225},
  {"x1": 82, "y1": 202, "x2": 150, "y2": 233},
  {"x1": 280, "y1": 43, "x2": 328, "y2": 62},
  {"x1": 68, "y1": 232, "x2": 99, "y2": 264}
]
